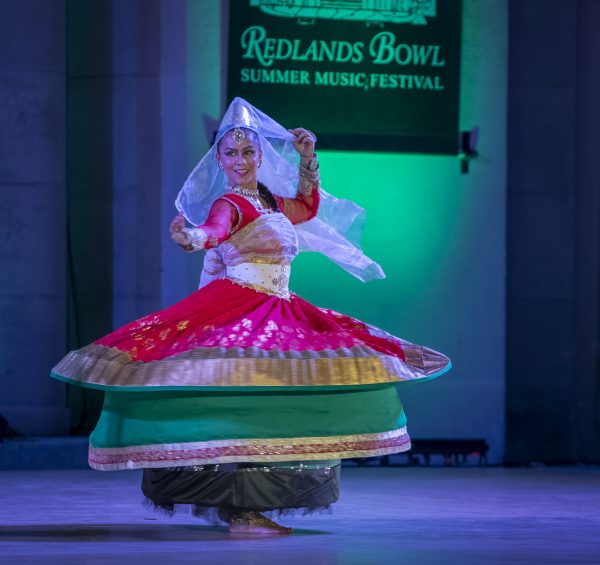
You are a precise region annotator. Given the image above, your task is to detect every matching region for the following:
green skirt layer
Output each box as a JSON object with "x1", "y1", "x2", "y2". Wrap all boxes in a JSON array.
[
  {"x1": 91, "y1": 384, "x2": 406, "y2": 448},
  {"x1": 88, "y1": 383, "x2": 411, "y2": 470}
]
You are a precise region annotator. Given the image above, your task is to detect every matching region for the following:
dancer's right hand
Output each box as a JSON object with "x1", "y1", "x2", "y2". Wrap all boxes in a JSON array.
[{"x1": 170, "y1": 213, "x2": 190, "y2": 246}]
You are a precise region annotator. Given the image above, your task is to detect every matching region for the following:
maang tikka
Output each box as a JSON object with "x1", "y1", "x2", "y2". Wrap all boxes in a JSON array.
[{"x1": 232, "y1": 127, "x2": 246, "y2": 144}]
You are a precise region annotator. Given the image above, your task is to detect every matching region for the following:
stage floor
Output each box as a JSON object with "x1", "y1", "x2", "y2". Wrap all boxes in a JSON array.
[{"x1": 0, "y1": 466, "x2": 598, "y2": 564}]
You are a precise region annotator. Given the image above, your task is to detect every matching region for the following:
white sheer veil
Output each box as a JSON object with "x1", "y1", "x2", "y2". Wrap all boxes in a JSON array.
[{"x1": 175, "y1": 97, "x2": 385, "y2": 282}]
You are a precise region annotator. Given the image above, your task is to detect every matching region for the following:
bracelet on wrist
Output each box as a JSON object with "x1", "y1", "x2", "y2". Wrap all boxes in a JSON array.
[{"x1": 183, "y1": 227, "x2": 208, "y2": 251}]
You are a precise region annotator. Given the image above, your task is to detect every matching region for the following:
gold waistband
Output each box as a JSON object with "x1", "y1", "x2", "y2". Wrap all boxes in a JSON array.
[{"x1": 226, "y1": 262, "x2": 291, "y2": 299}]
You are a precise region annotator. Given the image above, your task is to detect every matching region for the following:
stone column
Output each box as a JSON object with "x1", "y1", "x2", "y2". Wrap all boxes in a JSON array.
[
  {"x1": 573, "y1": 0, "x2": 600, "y2": 462},
  {"x1": 159, "y1": 0, "x2": 225, "y2": 306},
  {"x1": 111, "y1": 0, "x2": 162, "y2": 327},
  {"x1": 65, "y1": 0, "x2": 114, "y2": 432},
  {"x1": 506, "y1": 0, "x2": 600, "y2": 462},
  {"x1": 0, "y1": 0, "x2": 70, "y2": 434}
]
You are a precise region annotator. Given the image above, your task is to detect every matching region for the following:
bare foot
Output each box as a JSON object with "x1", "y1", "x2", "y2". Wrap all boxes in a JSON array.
[{"x1": 228, "y1": 511, "x2": 293, "y2": 535}]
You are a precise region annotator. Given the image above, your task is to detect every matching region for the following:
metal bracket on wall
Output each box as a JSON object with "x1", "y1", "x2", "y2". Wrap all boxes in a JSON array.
[{"x1": 459, "y1": 128, "x2": 480, "y2": 174}]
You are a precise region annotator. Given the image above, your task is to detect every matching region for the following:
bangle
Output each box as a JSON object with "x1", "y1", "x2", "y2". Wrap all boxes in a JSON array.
[
  {"x1": 183, "y1": 227, "x2": 208, "y2": 251},
  {"x1": 300, "y1": 154, "x2": 319, "y2": 171},
  {"x1": 298, "y1": 155, "x2": 319, "y2": 195}
]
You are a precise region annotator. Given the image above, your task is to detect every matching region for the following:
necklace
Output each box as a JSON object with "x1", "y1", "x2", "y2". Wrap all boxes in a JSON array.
[
  {"x1": 225, "y1": 184, "x2": 273, "y2": 214},
  {"x1": 225, "y1": 184, "x2": 260, "y2": 198}
]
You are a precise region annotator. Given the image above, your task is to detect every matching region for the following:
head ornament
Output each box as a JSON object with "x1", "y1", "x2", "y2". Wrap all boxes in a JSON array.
[{"x1": 231, "y1": 127, "x2": 245, "y2": 144}]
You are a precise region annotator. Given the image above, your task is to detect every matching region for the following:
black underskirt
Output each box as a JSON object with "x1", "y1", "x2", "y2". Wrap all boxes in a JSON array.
[{"x1": 141, "y1": 462, "x2": 341, "y2": 518}]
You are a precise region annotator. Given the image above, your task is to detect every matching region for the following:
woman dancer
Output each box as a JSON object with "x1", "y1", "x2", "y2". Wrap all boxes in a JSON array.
[{"x1": 52, "y1": 97, "x2": 451, "y2": 534}]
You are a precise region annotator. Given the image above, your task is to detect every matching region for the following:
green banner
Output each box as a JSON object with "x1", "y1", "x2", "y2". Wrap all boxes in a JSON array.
[{"x1": 227, "y1": 0, "x2": 462, "y2": 154}]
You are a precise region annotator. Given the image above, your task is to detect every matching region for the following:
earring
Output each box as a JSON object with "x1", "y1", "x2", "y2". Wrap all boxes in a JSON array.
[
  {"x1": 218, "y1": 161, "x2": 224, "y2": 169},
  {"x1": 258, "y1": 159, "x2": 262, "y2": 168}
]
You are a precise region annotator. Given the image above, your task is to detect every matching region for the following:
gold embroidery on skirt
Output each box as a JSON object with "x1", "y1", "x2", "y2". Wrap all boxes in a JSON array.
[
  {"x1": 87, "y1": 427, "x2": 411, "y2": 470},
  {"x1": 52, "y1": 343, "x2": 450, "y2": 389}
]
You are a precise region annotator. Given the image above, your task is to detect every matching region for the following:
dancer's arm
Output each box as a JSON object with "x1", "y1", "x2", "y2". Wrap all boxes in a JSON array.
[
  {"x1": 274, "y1": 127, "x2": 320, "y2": 225},
  {"x1": 170, "y1": 199, "x2": 239, "y2": 252},
  {"x1": 274, "y1": 154, "x2": 320, "y2": 224}
]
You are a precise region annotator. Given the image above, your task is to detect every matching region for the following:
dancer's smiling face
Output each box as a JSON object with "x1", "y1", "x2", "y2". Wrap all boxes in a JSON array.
[{"x1": 217, "y1": 128, "x2": 262, "y2": 188}]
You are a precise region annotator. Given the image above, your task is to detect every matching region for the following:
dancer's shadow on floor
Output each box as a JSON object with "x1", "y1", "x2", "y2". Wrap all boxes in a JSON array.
[{"x1": 0, "y1": 524, "x2": 329, "y2": 541}]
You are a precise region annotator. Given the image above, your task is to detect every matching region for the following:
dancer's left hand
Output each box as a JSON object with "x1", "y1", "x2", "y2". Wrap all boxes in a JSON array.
[{"x1": 289, "y1": 128, "x2": 317, "y2": 158}]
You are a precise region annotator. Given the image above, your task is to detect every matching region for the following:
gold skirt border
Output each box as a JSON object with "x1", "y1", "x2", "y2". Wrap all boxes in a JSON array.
[
  {"x1": 88, "y1": 427, "x2": 411, "y2": 470},
  {"x1": 53, "y1": 343, "x2": 450, "y2": 389}
]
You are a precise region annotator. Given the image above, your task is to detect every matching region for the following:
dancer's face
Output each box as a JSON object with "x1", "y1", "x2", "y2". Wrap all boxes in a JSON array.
[{"x1": 217, "y1": 129, "x2": 262, "y2": 188}]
